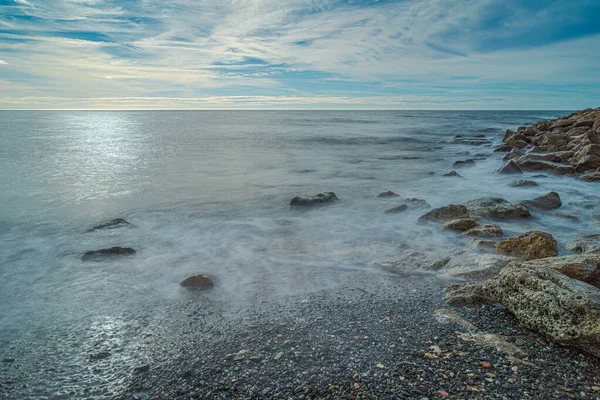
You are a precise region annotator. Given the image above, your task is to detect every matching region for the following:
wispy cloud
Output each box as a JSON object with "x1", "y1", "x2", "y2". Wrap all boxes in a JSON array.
[{"x1": 0, "y1": 0, "x2": 598, "y2": 109}]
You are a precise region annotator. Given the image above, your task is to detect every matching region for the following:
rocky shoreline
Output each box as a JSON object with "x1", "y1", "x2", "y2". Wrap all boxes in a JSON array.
[{"x1": 116, "y1": 109, "x2": 600, "y2": 399}]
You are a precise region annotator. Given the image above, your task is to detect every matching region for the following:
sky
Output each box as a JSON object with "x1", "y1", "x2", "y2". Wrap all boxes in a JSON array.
[{"x1": 0, "y1": 0, "x2": 599, "y2": 110}]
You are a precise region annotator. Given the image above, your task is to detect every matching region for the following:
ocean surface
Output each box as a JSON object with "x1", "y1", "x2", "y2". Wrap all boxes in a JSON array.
[{"x1": 1, "y1": 110, "x2": 598, "y2": 398}]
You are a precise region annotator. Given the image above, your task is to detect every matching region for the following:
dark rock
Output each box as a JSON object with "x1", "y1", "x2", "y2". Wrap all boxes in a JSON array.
[
  {"x1": 508, "y1": 180, "x2": 538, "y2": 187},
  {"x1": 503, "y1": 149, "x2": 525, "y2": 161},
  {"x1": 442, "y1": 218, "x2": 479, "y2": 231},
  {"x1": 515, "y1": 159, "x2": 575, "y2": 175},
  {"x1": 180, "y1": 274, "x2": 215, "y2": 289},
  {"x1": 87, "y1": 218, "x2": 130, "y2": 232},
  {"x1": 579, "y1": 171, "x2": 600, "y2": 182},
  {"x1": 404, "y1": 198, "x2": 431, "y2": 208},
  {"x1": 133, "y1": 365, "x2": 150, "y2": 374},
  {"x1": 552, "y1": 213, "x2": 581, "y2": 222},
  {"x1": 573, "y1": 119, "x2": 596, "y2": 128},
  {"x1": 453, "y1": 159, "x2": 475, "y2": 167},
  {"x1": 566, "y1": 235, "x2": 600, "y2": 255},
  {"x1": 496, "y1": 231, "x2": 558, "y2": 261},
  {"x1": 462, "y1": 224, "x2": 504, "y2": 237},
  {"x1": 290, "y1": 192, "x2": 339, "y2": 207},
  {"x1": 494, "y1": 140, "x2": 528, "y2": 152},
  {"x1": 2, "y1": 358, "x2": 15, "y2": 363},
  {"x1": 82, "y1": 247, "x2": 136, "y2": 261},
  {"x1": 518, "y1": 192, "x2": 562, "y2": 211},
  {"x1": 497, "y1": 160, "x2": 522, "y2": 174},
  {"x1": 503, "y1": 129, "x2": 517, "y2": 141},
  {"x1": 384, "y1": 204, "x2": 408, "y2": 214},
  {"x1": 418, "y1": 204, "x2": 469, "y2": 223},
  {"x1": 451, "y1": 137, "x2": 490, "y2": 146},
  {"x1": 377, "y1": 191, "x2": 399, "y2": 198},
  {"x1": 442, "y1": 170, "x2": 462, "y2": 177},
  {"x1": 463, "y1": 197, "x2": 531, "y2": 220}
]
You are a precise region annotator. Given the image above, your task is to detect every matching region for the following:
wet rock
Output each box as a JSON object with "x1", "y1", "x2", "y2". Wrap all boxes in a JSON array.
[
  {"x1": 574, "y1": 119, "x2": 596, "y2": 128},
  {"x1": 483, "y1": 262, "x2": 600, "y2": 357},
  {"x1": 180, "y1": 274, "x2": 215, "y2": 289},
  {"x1": 508, "y1": 180, "x2": 538, "y2": 187},
  {"x1": 503, "y1": 129, "x2": 517, "y2": 141},
  {"x1": 566, "y1": 235, "x2": 600, "y2": 255},
  {"x1": 462, "y1": 224, "x2": 504, "y2": 237},
  {"x1": 469, "y1": 238, "x2": 498, "y2": 252},
  {"x1": 404, "y1": 198, "x2": 431, "y2": 208},
  {"x1": 81, "y1": 247, "x2": 136, "y2": 261},
  {"x1": 552, "y1": 213, "x2": 581, "y2": 222},
  {"x1": 290, "y1": 192, "x2": 339, "y2": 207},
  {"x1": 87, "y1": 218, "x2": 130, "y2": 232},
  {"x1": 494, "y1": 141, "x2": 528, "y2": 152},
  {"x1": 497, "y1": 160, "x2": 522, "y2": 174},
  {"x1": 453, "y1": 159, "x2": 475, "y2": 167},
  {"x1": 418, "y1": 204, "x2": 469, "y2": 223},
  {"x1": 384, "y1": 204, "x2": 408, "y2": 214},
  {"x1": 463, "y1": 197, "x2": 531, "y2": 220},
  {"x1": 523, "y1": 254, "x2": 600, "y2": 287},
  {"x1": 514, "y1": 159, "x2": 575, "y2": 175},
  {"x1": 451, "y1": 137, "x2": 490, "y2": 146},
  {"x1": 444, "y1": 282, "x2": 490, "y2": 306},
  {"x1": 442, "y1": 170, "x2": 462, "y2": 177},
  {"x1": 377, "y1": 191, "x2": 399, "y2": 198},
  {"x1": 496, "y1": 231, "x2": 558, "y2": 261},
  {"x1": 518, "y1": 191, "x2": 562, "y2": 211},
  {"x1": 442, "y1": 218, "x2": 479, "y2": 231},
  {"x1": 579, "y1": 171, "x2": 600, "y2": 182},
  {"x1": 503, "y1": 149, "x2": 525, "y2": 161}
]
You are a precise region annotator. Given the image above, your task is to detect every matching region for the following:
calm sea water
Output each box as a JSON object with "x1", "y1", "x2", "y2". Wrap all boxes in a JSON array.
[{"x1": 1, "y1": 110, "x2": 596, "y2": 398}]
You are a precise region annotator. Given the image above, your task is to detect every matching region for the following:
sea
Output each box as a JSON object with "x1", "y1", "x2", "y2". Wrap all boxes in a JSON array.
[{"x1": 1, "y1": 110, "x2": 597, "y2": 398}]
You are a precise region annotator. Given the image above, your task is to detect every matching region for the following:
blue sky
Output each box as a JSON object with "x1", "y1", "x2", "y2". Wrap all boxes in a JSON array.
[{"x1": 0, "y1": 0, "x2": 599, "y2": 109}]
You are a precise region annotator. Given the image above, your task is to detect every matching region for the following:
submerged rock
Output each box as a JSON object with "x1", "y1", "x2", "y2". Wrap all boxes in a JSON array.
[
  {"x1": 469, "y1": 238, "x2": 498, "y2": 252},
  {"x1": 508, "y1": 180, "x2": 538, "y2": 187},
  {"x1": 483, "y1": 262, "x2": 600, "y2": 357},
  {"x1": 290, "y1": 192, "x2": 339, "y2": 207},
  {"x1": 453, "y1": 159, "x2": 475, "y2": 167},
  {"x1": 497, "y1": 160, "x2": 523, "y2": 174},
  {"x1": 384, "y1": 204, "x2": 408, "y2": 214},
  {"x1": 82, "y1": 247, "x2": 136, "y2": 261},
  {"x1": 404, "y1": 198, "x2": 431, "y2": 208},
  {"x1": 180, "y1": 274, "x2": 215, "y2": 289},
  {"x1": 443, "y1": 218, "x2": 478, "y2": 231},
  {"x1": 377, "y1": 191, "x2": 399, "y2": 198},
  {"x1": 518, "y1": 191, "x2": 562, "y2": 211},
  {"x1": 418, "y1": 204, "x2": 469, "y2": 223},
  {"x1": 462, "y1": 224, "x2": 504, "y2": 237},
  {"x1": 87, "y1": 218, "x2": 130, "y2": 232},
  {"x1": 566, "y1": 235, "x2": 600, "y2": 255},
  {"x1": 496, "y1": 231, "x2": 558, "y2": 261},
  {"x1": 442, "y1": 170, "x2": 462, "y2": 177}
]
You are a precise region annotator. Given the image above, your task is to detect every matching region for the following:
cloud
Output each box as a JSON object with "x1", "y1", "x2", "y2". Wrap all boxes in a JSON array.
[{"x1": 0, "y1": 0, "x2": 599, "y2": 109}]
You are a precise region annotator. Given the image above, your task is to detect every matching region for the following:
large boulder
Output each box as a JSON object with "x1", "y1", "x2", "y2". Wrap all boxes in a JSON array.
[
  {"x1": 518, "y1": 192, "x2": 562, "y2": 211},
  {"x1": 87, "y1": 218, "x2": 130, "y2": 232},
  {"x1": 418, "y1": 204, "x2": 469, "y2": 223},
  {"x1": 443, "y1": 218, "x2": 479, "y2": 231},
  {"x1": 515, "y1": 159, "x2": 575, "y2": 175},
  {"x1": 483, "y1": 262, "x2": 600, "y2": 357},
  {"x1": 570, "y1": 144, "x2": 600, "y2": 172},
  {"x1": 290, "y1": 192, "x2": 339, "y2": 207},
  {"x1": 463, "y1": 197, "x2": 531, "y2": 220},
  {"x1": 82, "y1": 247, "x2": 136, "y2": 261},
  {"x1": 523, "y1": 254, "x2": 600, "y2": 288},
  {"x1": 566, "y1": 235, "x2": 600, "y2": 255},
  {"x1": 180, "y1": 274, "x2": 215, "y2": 289},
  {"x1": 496, "y1": 231, "x2": 558, "y2": 261}
]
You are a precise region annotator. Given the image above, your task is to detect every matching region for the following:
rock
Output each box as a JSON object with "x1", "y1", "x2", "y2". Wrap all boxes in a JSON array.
[
  {"x1": 377, "y1": 191, "x2": 399, "y2": 198},
  {"x1": 517, "y1": 191, "x2": 562, "y2": 211},
  {"x1": 496, "y1": 231, "x2": 558, "y2": 261},
  {"x1": 570, "y1": 144, "x2": 600, "y2": 170},
  {"x1": 552, "y1": 118, "x2": 575, "y2": 129},
  {"x1": 133, "y1": 364, "x2": 150, "y2": 374},
  {"x1": 404, "y1": 198, "x2": 431, "y2": 208},
  {"x1": 497, "y1": 160, "x2": 522, "y2": 174},
  {"x1": 579, "y1": 171, "x2": 600, "y2": 182},
  {"x1": 523, "y1": 254, "x2": 600, "y2": 287},
  {"x1": 442, "y1": 218, "x2": 479, "y2": 231},
  {"x1": 434, "y1": 308, "x2": 478, "y2": 329},
  {"x1": 451, "y1": 137, "x2": 490, "y2": 146},
  {"x1": 574, "y1": 119, "x2": 596, "y2": 128},
  {"x1": 594, "y1": 118, "x2": 600, "y2": 131},
  {"x1": 503, "y1": 149, "x2": 525, "y2": 161},
  {"x1": 384, "y1": 204, "x2": 408, "y2": 214},
  {"x1": 273, "y1": 352, "x2": 284, "y2": 361},
  {"x1": 290, "y1": 192, "x2": 339, "y2": 207},
  {"x1": 180, "y1": 274, "x2": 215, "y2": 289},
  {"x1": 436, "y1": 252, "x2": 515, "y2": 281},
  {"x1": 575, "y1": 155, "x2": 600, "y2": 172},
  {"x1": 508, "y1": 180, "x2": 538, "y2": 187},
  {"x1": 469, "y1": 238, "x2": 498, "y2": 252},
  {"x1": 462, "y1": 224, "x2": 504, "y2": 237},
  {"x1": 483, "y1": 262, "x2": 600, "y2": 357},
  {"x1": 87, "y1": 218, "x2": 130, "y2": 232},
  {"x1": 514, "y1": 159, "x2": 575, "y2": 175},
  {"x1": 442, "y1": 170, "x2": 462, "y2": 177},
  {"x1": 494, "y1": 141, "x2": 528, "y2": 152},
  {"x1": 463, "y1": 197, "x2": 531, "y2": 220},
  {"x1": 444, "y1": 283, "x2": 490, "y2": 306},
  {"x1": 566, "y1": 235, "x2": 600, "y2": 255},
  {"x1": 82, "y1": 247, "x2": 136, "y2": 261},
  {"x1": 418, "y1": 204, "x2": 469, "y2": 223},
  {"x1": 503, "y1": 129, "x2": 517, "y2": 141},
  {"x1": 453, "y1": 159, "x2": 475, "y2": 167},
  {"x1": 552, "y1": 213, "x2": 581, "y2": 222}
]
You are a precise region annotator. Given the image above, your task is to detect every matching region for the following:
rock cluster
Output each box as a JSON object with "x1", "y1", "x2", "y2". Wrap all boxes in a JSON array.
[
  {"x1": 290, "y1": 192, "x2": 339, "y2": 207},
  {"x1": 495, "y1": 108, "x2": 600, "y2": 177}
]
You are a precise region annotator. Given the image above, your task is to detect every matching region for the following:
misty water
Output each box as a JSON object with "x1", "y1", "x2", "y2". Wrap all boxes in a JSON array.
[{"x1": 1, "y1": 110, "x2": 598, "y2": 398}]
